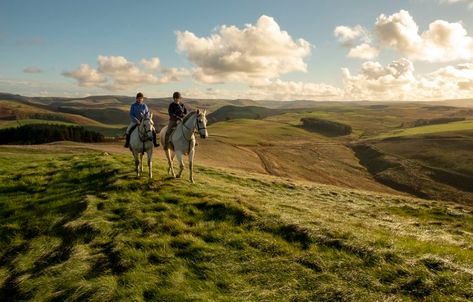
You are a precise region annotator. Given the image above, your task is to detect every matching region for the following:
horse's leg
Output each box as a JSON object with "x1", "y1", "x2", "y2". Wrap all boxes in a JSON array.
[
  {"x1": 133, "y1": 151, "x2": 140, "y2": 177},
  {"x1": 139, "y1": 153, "x2": 144, "y2": 176},
  {"x1": 189, "y1": 146, "x2": 195, "y2": 183},
  {"x1": 176, "y1": 150, "x2": 185, "y2": 178},
  {"x1": 165, "y1": 149, "x2": 175, "y2": 177},
  {"x1": 147, "y1": 149, "x2": 153, "y2": 179}
]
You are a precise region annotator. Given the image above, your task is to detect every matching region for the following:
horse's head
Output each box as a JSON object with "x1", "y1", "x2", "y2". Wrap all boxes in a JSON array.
[
  {"x1": 196, "y1": 109, "x2": 208, "y2": 139},
  {"x1": 140, "y1": 113, "x2": 154, "y2": 140}
]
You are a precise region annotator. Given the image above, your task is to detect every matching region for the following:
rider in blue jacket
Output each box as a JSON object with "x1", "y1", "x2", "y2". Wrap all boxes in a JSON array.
[{"x1": 124, "y1": 92, "x2": 159, "y2": 148}]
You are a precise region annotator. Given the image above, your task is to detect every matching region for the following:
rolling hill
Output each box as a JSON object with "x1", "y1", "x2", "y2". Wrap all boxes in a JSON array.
[
  {"x1": 1, "y1": 92, "x2": 473, "y2": 300},
  {"x1": 1, "y1": 92, "x2": 472, "y2": 203},
  {"x1": 0, "y1": 145, "x2": 472, "y2": 301}
]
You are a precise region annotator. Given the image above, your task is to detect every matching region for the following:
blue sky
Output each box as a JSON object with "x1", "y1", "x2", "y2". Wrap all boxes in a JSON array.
[{"x1": 1, "y1": 0, "x2": 473, "y2": 100}]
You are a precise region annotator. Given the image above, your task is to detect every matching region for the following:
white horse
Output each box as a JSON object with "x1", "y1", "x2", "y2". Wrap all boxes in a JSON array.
[
  {"x1": 159, "y1": 109, "x2": 208, "y2": 183},
  {"x1": 129, "y1": 114, "x2": 155, "y2": 178}
]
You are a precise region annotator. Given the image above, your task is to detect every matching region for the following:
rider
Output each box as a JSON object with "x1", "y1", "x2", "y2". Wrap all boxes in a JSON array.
[
  {"x1": 124, "y1": 92, "x2": 159, "y2": 148},
  {"x1": 164, "y1": 91, "x2": 187, "y2": 150}
]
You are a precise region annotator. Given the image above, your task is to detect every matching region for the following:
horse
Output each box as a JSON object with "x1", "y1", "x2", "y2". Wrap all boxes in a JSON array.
[
  {"x1": 129, "y1": 114, "x2": 155, "y2": 178},
  {"x1": 159, "y1": 109, "x2": 208, "y2": 183}
]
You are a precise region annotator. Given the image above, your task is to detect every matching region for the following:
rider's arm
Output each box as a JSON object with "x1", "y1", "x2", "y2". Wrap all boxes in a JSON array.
[
  {"x1": 168, "y1": 103, "x2": 180, "y2": 120},
  {"x1": 129, "y1": 104, "x2": 140, "y2": 123}
]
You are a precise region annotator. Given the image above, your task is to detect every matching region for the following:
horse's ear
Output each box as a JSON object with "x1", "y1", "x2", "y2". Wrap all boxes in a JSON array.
[{"x1": 196, "y1": 109, "x2": 200, "y2": 114}]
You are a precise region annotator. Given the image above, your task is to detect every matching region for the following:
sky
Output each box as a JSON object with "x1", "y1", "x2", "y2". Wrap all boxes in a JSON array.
[{"x1": 1, "y1": 0, "x2": 473, "y2": 101}]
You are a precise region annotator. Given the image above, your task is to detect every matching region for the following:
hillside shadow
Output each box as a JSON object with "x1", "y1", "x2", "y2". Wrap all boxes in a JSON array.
[{"x1": 0, "y1": 155, "x2": 120, "y2": 300}]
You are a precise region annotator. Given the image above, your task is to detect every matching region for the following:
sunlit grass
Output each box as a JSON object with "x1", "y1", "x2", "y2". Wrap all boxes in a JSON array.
[
  {"x1": 0, "y1": 147, "x2": 472, "y2": 301},
  {"x1": 376, "y1": 119, "x2": 473, "y2": 139}
]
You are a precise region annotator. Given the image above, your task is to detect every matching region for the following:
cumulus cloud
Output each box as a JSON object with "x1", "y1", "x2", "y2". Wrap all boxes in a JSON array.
[
  {"x1": 23, "y1": 66, "x2": 43, "y2": 74},
  {"x1": 418, "y1": 63, "x2": 473, "y2": 98},
  {"x1": 334, "y1": 25, "x2": 369, "y2": 46},
  {"x1": 375, "y1": 10, "x2": 473, "y2": 62},
  {"x1": 176, "y1": 15, "x2": 311, "y2": 84},
  {"x1": 63, "y1": 64, "x2": 107, "y2": 87},
  {"x1": 63, "y1": 55, "x2": 189, "y2": 91},
  {"x1": 342, "y1": 58, "x2": 416, "y2": 100},
  {"x1": 141, "y1": 57, "x2": 161, "y2": 71},
  {"x1": 342, "y1": 58, "x2": 473, "y2": 100},
  {"x1": 347, "y1": 43, "x2": 380, "y2": 60},
  {"x1": 336, "y1": 10, "x2": 473, "y2": 62},
  {"x1": 334, "y1": 25, "x2": 378, "y2": 59}
]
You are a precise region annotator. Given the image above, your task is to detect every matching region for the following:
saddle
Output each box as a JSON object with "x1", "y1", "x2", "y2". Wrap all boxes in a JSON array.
[
  {"x1": 165, "y1": 126, "x2": 177, "y2": 150},
  {"x1": 129, "y1": 124, "x2": 138, "y2": 135}
]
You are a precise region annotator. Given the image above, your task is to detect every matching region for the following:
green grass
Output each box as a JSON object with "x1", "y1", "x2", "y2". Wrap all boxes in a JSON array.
[
  {"x1": 0, "y1": 119, "x2": 126, "y2": 137},
  {"x1": 209, "y1": 119, "x2": 322, "y2": 145},
  {"x1": 376, "y1": 119, "x2": 473, "y2": 139},
  {"x1": 0, "y1": 119, "x2": 77, "y2": 129},
  {"x1": 0, "y1": 147, "x2": 472, "y2": 301}
]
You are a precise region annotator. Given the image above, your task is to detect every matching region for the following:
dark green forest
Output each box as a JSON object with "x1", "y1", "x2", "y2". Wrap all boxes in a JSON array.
[{"x1": 0, "y1": 124, "x2": 104, "y2": 144}]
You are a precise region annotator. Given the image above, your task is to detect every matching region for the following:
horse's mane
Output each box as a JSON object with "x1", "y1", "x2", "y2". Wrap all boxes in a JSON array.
[{"x1": 182, "y1": 111, "x2": 196, "y2": 124}]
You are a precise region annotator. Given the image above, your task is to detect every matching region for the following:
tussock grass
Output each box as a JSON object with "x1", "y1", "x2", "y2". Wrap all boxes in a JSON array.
[{"x1": 0, "y1": 148, "x2": 472, "y2": 301}]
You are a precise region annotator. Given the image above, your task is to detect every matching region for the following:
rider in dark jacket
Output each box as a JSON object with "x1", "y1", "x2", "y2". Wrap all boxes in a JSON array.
[{"x1": 164, "y1": 91, "x2": 187, "y2": 150}]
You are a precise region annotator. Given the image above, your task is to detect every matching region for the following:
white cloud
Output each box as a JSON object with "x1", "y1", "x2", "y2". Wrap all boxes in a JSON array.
[
  {"x1": 417, "y1": 63, "x2": 473, "y2": 98},
  {"x1": 176, "y1": 15, "x2": 311, "y2": 84},
  {"x1": 141, "y1": 57, "x2": 161, "y2": 71},
  {"x1": 334, "y1": 25, "x2": 378, "y2": 59},
  {"x1": 179, "y1": 80, "x2": 343, "y2": 101},
  {"x1": 336, "y1": 10, "x2": 473, "y2": 62},
  {"x1": 375, "y1": 10, "x2": 473, "y2": 62},
  {"x1": 342, "y1": 58, "x2": 473, "y2": 100},
  {"x1": 96, "y1": 55, "x2": 161, "y2": 90},
  {"x1": 347, "y1": 43, "x2": 380, "y2": 60},
  {"x1": 159, "y1": 67, "x2": 192, "y2": 83},
  {"x1": 334, "y1": 25, "x2": 369, "y2": 45},
  {"x1": 342, "y1": 58, "x2": 416, "y2": 100},
  {"x1": 23, "y1": 66, "x2": 43, "y2": 74},
  {"x1": 249, "y1": 79, "x2": 343, "y2": 101},
  {"x1": 63, "y1": 56, "x2": 189, "y2": 91},
  {"x1": 63, "y1": 64, "x2": 107, "y2": 87}
]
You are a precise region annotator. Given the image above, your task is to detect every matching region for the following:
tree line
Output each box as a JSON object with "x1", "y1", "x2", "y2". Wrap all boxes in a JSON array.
[
  {"x1": 301, "y1": 117, "x2": 352, "y2": 136},
  {"x1": 0, "y1": 124, "x2": 104, "y2": 144}
]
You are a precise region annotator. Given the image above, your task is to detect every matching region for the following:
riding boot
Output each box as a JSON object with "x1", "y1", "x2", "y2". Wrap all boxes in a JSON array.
[
  {"x1": 124, "y1": 133, "x2": 130, "y2": 148},
  {"x1": 164, "y1": 132, "x2": 170, "y2": 150},
  {"x1": 152, "y1": 131, "x2": 159, "y2": 147}
]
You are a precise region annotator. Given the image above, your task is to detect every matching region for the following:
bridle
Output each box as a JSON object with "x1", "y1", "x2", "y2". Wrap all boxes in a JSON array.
[
  {"x1": 139, "y1": 116, "x2": 154, "y2": 142},
  {"x1": 181, "y1": 112, "x2": 207, "y2": 142}
]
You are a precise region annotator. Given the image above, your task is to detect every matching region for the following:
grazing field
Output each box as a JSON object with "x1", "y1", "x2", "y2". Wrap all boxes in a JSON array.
[
  {"x1": 1, "y1": 93, "x2": 472, "y2": 203},
  {"x1": 0, "y1": 146, "x2": 472, "y2": 301},
  {"x1": 375, "y1": 119, "x2": 473, "y2": 139}
]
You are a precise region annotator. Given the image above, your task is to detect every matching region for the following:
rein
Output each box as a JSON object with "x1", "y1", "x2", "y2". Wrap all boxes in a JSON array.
[
  {"x1": 138, "y1": 117, "x2": 154, "y2": 142},
  {"x1": 180, "y1": 113, "x2": 207, "y2": 142}
]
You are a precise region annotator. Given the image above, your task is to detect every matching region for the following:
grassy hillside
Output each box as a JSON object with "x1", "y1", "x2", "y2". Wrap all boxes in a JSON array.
[
  {"x1": 0, "y1": 100, "x2": 121, "y2": 128},
  {"x1": 0, "y1": 119, "x2": 76, "y2": 129},
  {"x1": 207, "y1": 105, "x2": 283, "y2": 124},
  {"x1": 204, "y1": 118, "x2": 396, "y2": 194},
  {"x1": 1, "y1": 145, "x2": 472, "y2": 301},
  {"x1": 1, "y1": 92, "x2": 472, "y2": 205},
  {"x1": 375, "y1": 119, "x2": 473, "y2": 139}
]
